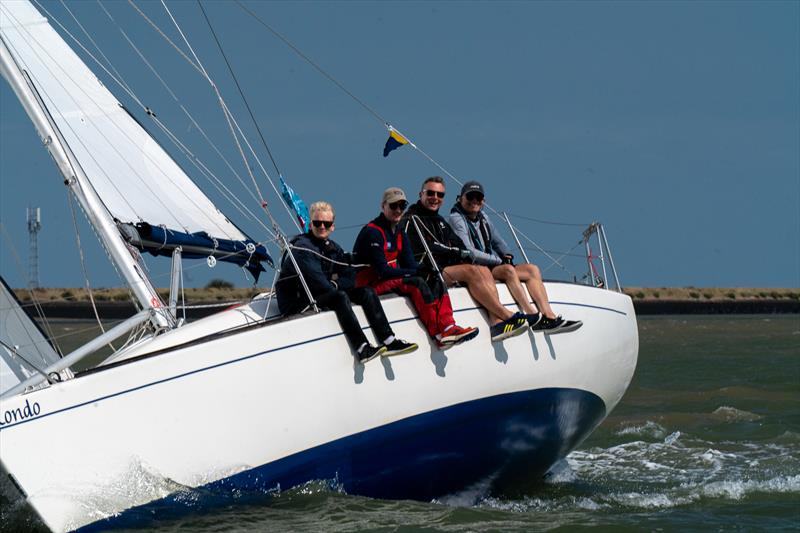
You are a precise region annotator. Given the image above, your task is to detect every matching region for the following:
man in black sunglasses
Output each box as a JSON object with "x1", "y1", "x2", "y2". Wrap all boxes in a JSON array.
[
  {"x1": 276, "y1": 201, "x2": 418, "y2": 364},
  {"x1": 449, "y1": 181, "x2": 582, "y2": 333},
  {"x1": 401, "y1": 177, "x2": 528, "y2": 342}
]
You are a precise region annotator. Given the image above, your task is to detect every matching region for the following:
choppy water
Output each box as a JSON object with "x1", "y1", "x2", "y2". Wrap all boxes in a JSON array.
[{"x1": 2, "y1": 315, "x2": 798, "y2": 532}]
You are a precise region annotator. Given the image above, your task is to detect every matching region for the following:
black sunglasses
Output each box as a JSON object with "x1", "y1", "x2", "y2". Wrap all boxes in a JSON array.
[
  {"x1": 388, "y1": 200, "x2": 408, "y2": 211},
  {"x1": 311, "y1": 220, "x2": 334, "y2": 229},
  {"x1": 465, "y1": 192, "x2": 484, "y2": 202},
  {"x1": 423, "y1": 189, "x2": 445, "y2": 199}
]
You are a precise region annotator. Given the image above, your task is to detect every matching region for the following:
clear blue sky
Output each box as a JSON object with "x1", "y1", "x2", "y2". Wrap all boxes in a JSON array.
[{"x1": 1, "y1": 0, "x2": 798, "y2": 289}]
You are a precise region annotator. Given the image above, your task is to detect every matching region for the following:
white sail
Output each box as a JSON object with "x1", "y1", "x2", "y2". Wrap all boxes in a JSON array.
[
  {"x1": 0, "y1": 0, "x2": 245, "y2": 240},
  {"x1": 0, "y1": 278, "x2": 62, "y2": 396}
]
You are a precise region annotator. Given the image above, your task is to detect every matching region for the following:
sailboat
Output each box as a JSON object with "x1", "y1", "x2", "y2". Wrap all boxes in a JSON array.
[{"x1": 0, "y1": 1, "x2": 638, "y2": 532}]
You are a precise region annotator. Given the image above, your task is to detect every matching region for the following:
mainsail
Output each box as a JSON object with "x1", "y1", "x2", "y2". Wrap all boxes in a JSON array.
[{"x1": 0, "y1": 1, "x2": 271, "y2": 278}]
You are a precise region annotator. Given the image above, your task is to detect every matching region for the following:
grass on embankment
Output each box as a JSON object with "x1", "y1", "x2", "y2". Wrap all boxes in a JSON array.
[
  {"x1": 11, "y1": 286, "x2": 800, "y2": 304},
  {"x1": 622, "y1": 287, "x2": 799, "y2": 301}
]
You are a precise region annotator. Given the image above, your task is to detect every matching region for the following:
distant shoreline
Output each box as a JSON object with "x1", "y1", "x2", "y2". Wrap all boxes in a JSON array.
[{"x1": 13, "y1": 287, "x2": 799, "y2": 318}]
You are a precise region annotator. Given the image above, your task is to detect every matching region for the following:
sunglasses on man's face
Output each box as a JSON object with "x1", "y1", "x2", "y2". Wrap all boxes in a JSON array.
[
  {"x1": 465, "y1": 192, "x2": 484, "y2": 202},
  {"x1": 388, "y1": 201, "x2": 408, "y2": 211},
  {"x1": 312, "y1": 220, "x2": 334, "y2": 229},
  {"x1": 424, "y1": 189, "x2": 445, "y2": 199}
]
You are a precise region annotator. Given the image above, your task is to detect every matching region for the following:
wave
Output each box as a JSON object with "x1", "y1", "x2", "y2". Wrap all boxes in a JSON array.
[
  {"x1": 615, "y1": 420, "x2": 667, "y2": 438},
  {"x1": 710, "y1": 406, "x2": 763, "y2": 422}
]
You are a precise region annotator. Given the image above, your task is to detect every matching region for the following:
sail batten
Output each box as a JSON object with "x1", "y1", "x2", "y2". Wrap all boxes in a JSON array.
[{"x1": 1, "y1": 1, "x2": 262, "y2": 249}]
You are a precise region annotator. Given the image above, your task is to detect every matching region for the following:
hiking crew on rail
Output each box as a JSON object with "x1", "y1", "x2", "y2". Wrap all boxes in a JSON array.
[{"x1": 276, "y1": 183, "x2": 583, "y2": 364}]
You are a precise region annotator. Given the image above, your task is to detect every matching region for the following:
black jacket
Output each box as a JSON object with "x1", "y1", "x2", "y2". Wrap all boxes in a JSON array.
[
  {"x1": 400, "y1": 201, "x2": 468, "y2": 269},
  {"x1": 353, "y1": 213, "x2": 419, "y2": 280},
  {"x1": 275, "y1": 232, "x2": 355, "y2": 314}
]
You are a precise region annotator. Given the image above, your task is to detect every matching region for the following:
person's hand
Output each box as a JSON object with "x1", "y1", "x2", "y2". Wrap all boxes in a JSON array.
[{"x1": 502, "y1": 254, "x2": 514, "y2": 265}]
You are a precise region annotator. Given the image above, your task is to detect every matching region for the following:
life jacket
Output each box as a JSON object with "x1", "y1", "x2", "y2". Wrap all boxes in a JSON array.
[{"x1": 355, "y1": 222, "x2": 403, "y2": 287}]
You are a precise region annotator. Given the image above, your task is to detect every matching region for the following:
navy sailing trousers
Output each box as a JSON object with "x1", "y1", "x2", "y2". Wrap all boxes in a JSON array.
[{"x1": 317, "y1": 287, "x2": 394, "y2": 350}]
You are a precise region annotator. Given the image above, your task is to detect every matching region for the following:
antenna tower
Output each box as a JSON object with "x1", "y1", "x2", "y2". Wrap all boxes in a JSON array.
[{"x1": 27, "y1": 206, "x2": 42, "y2": 288}]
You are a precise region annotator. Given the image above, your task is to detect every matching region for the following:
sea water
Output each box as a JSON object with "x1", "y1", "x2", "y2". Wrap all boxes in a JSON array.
[{"x1": 2, "y1": 315, "x2": 798, "y2": 532}]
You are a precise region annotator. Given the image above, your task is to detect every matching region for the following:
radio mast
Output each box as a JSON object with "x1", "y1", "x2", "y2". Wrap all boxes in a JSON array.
[{"x1": 27, "y1": 206, "x2": 41, "y2": 288}]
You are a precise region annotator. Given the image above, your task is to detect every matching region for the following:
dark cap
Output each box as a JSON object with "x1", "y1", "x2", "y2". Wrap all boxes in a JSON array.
[{"x1": 459, "y1": 180, "x2": 484, "y2": 197}]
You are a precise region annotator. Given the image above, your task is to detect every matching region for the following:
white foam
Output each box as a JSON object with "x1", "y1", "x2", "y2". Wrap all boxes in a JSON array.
[
  {"x1": 616, "y1": 420, "x2": 666, "y2": 438},
  {"x1": 711, "y1": 406, "x2": 763, "y2": 422}
]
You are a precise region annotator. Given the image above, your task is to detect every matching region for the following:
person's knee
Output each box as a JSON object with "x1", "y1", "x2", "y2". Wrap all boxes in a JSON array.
[
  {"x1": 331, "y1": 290, "x2": 350, "y2": 307},
  {"x1": 402, "y1": 276, "x2": 434, "y2": 301},
  {"x1": 519, "y1": 263, "x2": 541, "y2": 279},
  {"x1": 359, "y1": 286, "x2": 379, "y2": 301},
  {"x1": 493, "y1": 264, "x2": 515, "y2": 280}
]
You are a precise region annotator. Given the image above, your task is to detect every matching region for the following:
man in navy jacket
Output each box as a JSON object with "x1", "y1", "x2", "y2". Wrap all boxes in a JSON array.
[{"x1": 276, "y1": 201, "x2": 417, "y2": 363}]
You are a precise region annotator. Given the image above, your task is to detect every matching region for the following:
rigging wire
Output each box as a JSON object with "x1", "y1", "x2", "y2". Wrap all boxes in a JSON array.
[
  {"x1": 506, "y1": 212, "x2": 590, "y2": 228},
  {"x1": 150, "y1": 0, "x2": 297, "y2": 237},
  {"x1": 67, "y1": 190, "x2": 114, "y2": 349},
  {"x1": 197, "y1": 0, "x2": 282, "y2": 179},
  {"x1": 233, "y1": 0, "x2": 387, "y2": 126},
  {"x1": 58, "y1": 0, "x2": 136, "y2": 99}
]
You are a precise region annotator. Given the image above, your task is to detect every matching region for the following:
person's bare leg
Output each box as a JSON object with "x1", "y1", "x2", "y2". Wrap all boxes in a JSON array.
[
  {"x1": 443, "y1": 264, "x2": 513, "y2": 324},
  {"x1": 492, "y1": 264, "x2": 538, "y2": 315},
  {"x1": 515, "y1": 263, "x2": 557, "y2": 319}
]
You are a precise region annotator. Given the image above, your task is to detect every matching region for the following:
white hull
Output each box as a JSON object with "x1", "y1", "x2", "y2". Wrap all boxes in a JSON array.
[{"x1": 0, "y1": 283, "x2": 638, "y2": 532}]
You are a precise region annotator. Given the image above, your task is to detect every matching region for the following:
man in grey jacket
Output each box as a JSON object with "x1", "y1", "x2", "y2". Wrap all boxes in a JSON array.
[{"x1": 449, "y1": 181, "x2": 582, "y2": 333}]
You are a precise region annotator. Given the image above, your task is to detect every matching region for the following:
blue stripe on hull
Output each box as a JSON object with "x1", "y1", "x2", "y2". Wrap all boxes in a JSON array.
[{"x1": 80, "y1": 388, "x2": 605, "y2": 532}]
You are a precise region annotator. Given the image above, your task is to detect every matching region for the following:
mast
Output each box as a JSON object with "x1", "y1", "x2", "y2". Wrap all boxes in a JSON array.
[{"x1": 0, "y1": 36, "x2": 171, "y2": 329}]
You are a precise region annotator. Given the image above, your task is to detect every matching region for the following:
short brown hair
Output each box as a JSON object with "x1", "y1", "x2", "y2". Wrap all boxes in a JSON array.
[{"x1": 421, "y1": 176, "x2": 445, "y2": 190}]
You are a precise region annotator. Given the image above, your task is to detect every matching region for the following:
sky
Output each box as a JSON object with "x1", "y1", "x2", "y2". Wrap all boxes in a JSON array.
[{"x1": 1, "y1": 0, "x2": 798, "y2": 290}]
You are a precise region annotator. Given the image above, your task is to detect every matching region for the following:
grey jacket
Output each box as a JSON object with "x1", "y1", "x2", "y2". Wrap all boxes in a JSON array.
[{"x1": 448, "y1": 205, "x2": 513, "y2": 267}]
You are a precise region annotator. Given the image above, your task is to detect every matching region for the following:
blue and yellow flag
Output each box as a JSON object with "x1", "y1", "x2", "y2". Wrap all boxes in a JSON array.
[
  {"x1": 383, "y1": 127, "x2": 409, "y2": 157},
  {"x1": 279, "y1": 176, "x2": 310, "y2": 231}
]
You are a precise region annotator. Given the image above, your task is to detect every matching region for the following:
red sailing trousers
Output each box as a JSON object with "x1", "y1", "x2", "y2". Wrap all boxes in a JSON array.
[{"x1": 371, "y1": 278, "x2": 455, "y2": 338}]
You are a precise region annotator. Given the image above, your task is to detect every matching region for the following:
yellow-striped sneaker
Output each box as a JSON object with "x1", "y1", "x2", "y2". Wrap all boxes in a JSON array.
[{"x1": 490, "y1": 312, "x2": 529, "y2": 342}]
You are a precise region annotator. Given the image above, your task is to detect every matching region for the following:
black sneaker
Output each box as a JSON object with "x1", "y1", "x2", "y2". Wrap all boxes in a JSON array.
[
  {"x1": 553, "y1": 319, "x2": 583, "y2": 334},
  {"x1": 490, "y1": 312, "x2": 529, "y2": 342},
  {"x1": 383, "y1": 339, "x2": 419, "y2": 357},
  {"x1": 531, "y1": 315, "x2": 563, "y2": 331},
  {"x1": 533, "y1": 316, "x2": 584, "y2": 334},
  {"x1": 525, "y1": 312, "x2": 542, "y2": 328},
  {"x1": 358, "y1": 344, "x2": 387, "y2": 364}
]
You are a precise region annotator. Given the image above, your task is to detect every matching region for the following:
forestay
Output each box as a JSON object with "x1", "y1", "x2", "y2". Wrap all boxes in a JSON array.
[{"x1": 0, "y1": 1, "x2": 270, "y2": 272}]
